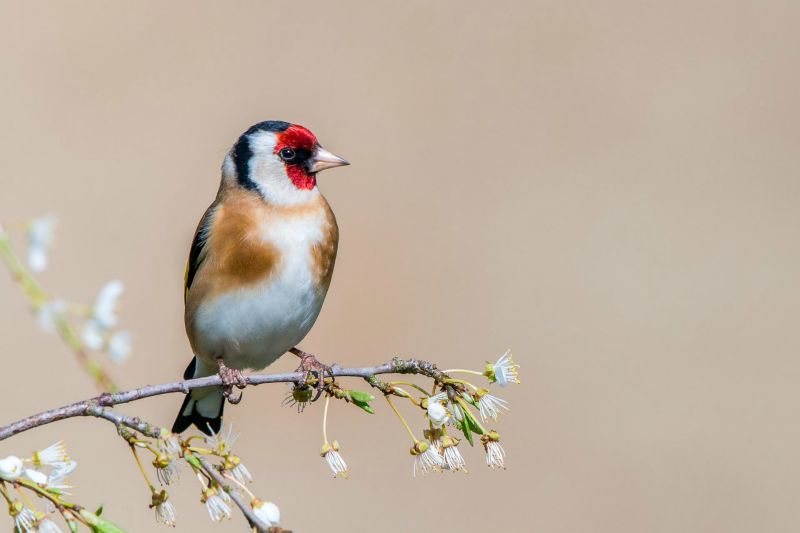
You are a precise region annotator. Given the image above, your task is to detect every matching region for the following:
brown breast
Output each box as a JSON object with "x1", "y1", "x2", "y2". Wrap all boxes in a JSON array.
[{"x1": 185, "y1": 188, "x2": 339, "y2": 332}]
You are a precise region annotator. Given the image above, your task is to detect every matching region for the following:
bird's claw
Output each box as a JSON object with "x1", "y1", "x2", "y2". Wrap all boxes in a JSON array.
[
  {"x1": 217, "y1": 357, "x2": 248, "y2": 405},
  {"x1": 293, "y1": 350, "x2": 334, "y2": 400}
]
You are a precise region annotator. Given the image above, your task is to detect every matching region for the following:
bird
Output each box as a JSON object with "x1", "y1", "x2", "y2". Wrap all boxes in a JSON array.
[{"x1": 172, "y1": 120, "x2": 349, "y2": 435}]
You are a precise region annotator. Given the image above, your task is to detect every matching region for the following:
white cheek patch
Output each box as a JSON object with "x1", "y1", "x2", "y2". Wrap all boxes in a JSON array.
[
  {"x1": 222, "y1": 152, "x2": 236, "y2": 177},
  {"x1": 247, "y1": 131, "x2": 319, "y2": 206}
]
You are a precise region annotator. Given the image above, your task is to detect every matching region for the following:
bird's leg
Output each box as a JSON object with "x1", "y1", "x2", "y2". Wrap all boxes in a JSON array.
[
  {"x1": 216, "y1": 357, "x2": 247, "y2": 405},
  {"x1": 290, "y1": 347, "x2": 333, "y2": 400}
]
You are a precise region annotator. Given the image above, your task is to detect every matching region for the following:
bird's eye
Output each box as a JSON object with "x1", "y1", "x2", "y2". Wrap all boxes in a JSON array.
[{"x1": 279, "y1": 148, "x2": 296, "y2": 162}]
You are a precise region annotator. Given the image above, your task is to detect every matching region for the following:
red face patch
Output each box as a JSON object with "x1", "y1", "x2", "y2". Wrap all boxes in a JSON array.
[{"x1": 274, "y1": 125, "x2": 319, "y2": 191}]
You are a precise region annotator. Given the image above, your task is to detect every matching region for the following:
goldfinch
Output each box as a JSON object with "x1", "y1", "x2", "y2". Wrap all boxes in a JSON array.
[{"x1": 172, "y1": 121, "x2": 348, "y2": 435}]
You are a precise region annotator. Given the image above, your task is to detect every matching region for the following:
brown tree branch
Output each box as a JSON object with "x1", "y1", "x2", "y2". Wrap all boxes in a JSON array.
[{"x1": 0, "y1": 357, "x2": 448, "y2": 441}]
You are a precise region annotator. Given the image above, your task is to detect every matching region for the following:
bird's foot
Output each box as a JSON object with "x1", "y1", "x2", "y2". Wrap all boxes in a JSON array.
[
  {"x1": 290, "y1": 348, "x2": 334, "y2": 401},
  {"x1": 216, "y1": 357, "x2": 247, "y2": 405}
]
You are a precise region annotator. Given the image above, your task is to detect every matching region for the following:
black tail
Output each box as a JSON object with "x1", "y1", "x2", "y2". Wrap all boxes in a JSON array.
[{"x1": 171, "y1": 358, "x2": 224, "y2": 436}]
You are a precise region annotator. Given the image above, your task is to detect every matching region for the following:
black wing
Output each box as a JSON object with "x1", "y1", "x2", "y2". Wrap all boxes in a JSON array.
[{"x1": 184, "y1": 205, "x2": 215, "y2": 301}]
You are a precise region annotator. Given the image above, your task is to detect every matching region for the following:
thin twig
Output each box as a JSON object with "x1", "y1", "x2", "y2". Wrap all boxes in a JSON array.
[{"x1": 0, "y1": 357, "x2": 447, "y2": 441}]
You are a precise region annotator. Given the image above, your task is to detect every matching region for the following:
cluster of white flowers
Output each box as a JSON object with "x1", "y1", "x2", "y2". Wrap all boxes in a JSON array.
[
  {"x1": 412, "y1": 350, "x2": 519, "y2": 475},
  {"x1": 6, "y1": 216, "x2": 135, "y2": 368},
  {"x1": 79, "y1": 279, "x2": 132, "y2": 363},
  {"x1": 0, "y1": 441, "x2": 81, "y2": 532},
  {"x1": 195, "y1": 425, "x2": 281, "y2": 529}
]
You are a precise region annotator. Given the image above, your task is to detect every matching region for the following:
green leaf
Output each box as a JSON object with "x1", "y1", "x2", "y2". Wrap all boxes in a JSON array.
[
  {"x1": 95, "y1": 504, "x2": 104, "y2": 517},
  {"x1": 460, "y1": 412, "x2": 474, "y2": 446},
  {"x1": 461, "y1": 407, "x2": 484, "y2": 436},
  {"x1": 184, "y1": 454, "x2": 202, "y2": 471},
  {"x1": 93, "y1": 518, "x2": 127, "y2": 533},
  {"x1": 348, "y1": 390, "x2": 375, "y2": 403},
  {"x1": 68, "y1": 520, "x2": 79, "y2": 533},
  {"x1": 352, "y1": 399, "x2": 375, "y2": 414},
  {"x1": 79, "y1": 510, "x2": 99, "y2": 526}
]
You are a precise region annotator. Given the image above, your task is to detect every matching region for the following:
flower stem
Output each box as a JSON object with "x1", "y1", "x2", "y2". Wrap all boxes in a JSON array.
[
  {"x1": 223, "y1": 473, "x2": 255, "y2": 499},
  {"x1": 385, "y1": 396, "x2": 417, "y2": 443},
  {"x1": 0, "y1": 482, "x2": 12, "y2": 504},
  {"x1": 442, "y1": 369, "x2": 483, "y2": 376},
  {"x1": 130, "y1": 444, "x2": 155, "y2": 493},
  {"x1": 322, "y1": 395, "x2": 330, "y2": 445},
  {"x1": 15, "y1": 479, "x2": 76, "y2": 511},
  {"x1": 186, "y1": 446, "x2": 214, "y2": 455},
  {"x1": 15, "y1": 485, "x2": 37, "y2": 511},
  {"x1": 391, "y1": 387, "x2": 421, "y2": 406},
  {"x1": 387, "y1": 381, "x2": 430, "y2": 396}
]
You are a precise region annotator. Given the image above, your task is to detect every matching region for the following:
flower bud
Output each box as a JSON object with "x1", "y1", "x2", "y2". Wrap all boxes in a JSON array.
[
  {"x1": 252, "y1": 499, "x2": 281, "y2": 527},
  {"x1": 426, "y1": 401, "x2": 448, "y2": 427},
  {"x1": 0, "y1": 455, "x2": 23, "y2": 481}
]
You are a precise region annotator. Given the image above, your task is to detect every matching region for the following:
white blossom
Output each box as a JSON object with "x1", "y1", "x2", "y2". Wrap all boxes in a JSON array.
[
  {"x1": 81, "y1": 319, "x2": 105, "y2": 350},
  {"x1": 206, "y1": 423, "x2": 239, "y2": 455},
  {"x1": 482, "y1": 431, "x2": 506, "y2": 469},
  {"x1": 158, "y1": 433, "x2": 182, "y2": 457},
  {"x1": 35, "y1": 300, "x2": 67, "y2": 333},
  {"x1": 0, "y1": 455, "x2": 24, "y2": 481},
  {"x1": 411, "y1": 441, "x2": 444, "y2": 477},
  {"x1": 485, "y1": 349, "x2": 520, "y2": 387},
  {"x1": 26, "y1": 215, "x2": 56, "y2": 272},
  {"x1": 230, "y1": 462, "x2": 252, "y2": 485},
  {"x1": 154, "y1": 500, "x2": 176, "y2": 527},
  {"x1": 251, "y1": 500, "x2": 280, "y2": 528},
  {"x1": 446, "y1": 401, "x2": 465, "y2": 427},
  {"x1": 475, "y1": 389, "x2": 511, "y2": 421},
  {"x1": 107, "y1": 330, "x2": 132, "y2": 363},
  {"x1": 92, "y1": 280, "x2": 124, "y2": 329},
  {"x1": 47, "y1": 460, "x2": 77, "y2": 492},
  {"x1": 440, "y1": 436, "x2": 467, "y2": 472},
  {"x1": 320, "y1": 441, "x2": 348, "y2": 478},
  {"x1": 154, "y1": 457, "x2": 179, "y2": 486},
  {"x1": 12, "y1": 504, "x2": 36, "y2": 532},
  {"x1": 23, "y1": 468, "x2": 47, "y2": 485},
  {"x1": 36, "y1": 518, "x2": 62, "y2": 533},
  {"x1": 429, "y1": 391, "x2": 448, "y2": 403},
  {"x1": 33, "y1": 441, "x2": 70, "y2": 467},
  {"x1": 426, "y1": 400, "x2": 449, "y2": 427},
  {"x1": 202, "y1": 489, "x2": 232, "y2": 522},
  {"x1": 216, "y1": 487, "x2": 232, "y2": 504}
]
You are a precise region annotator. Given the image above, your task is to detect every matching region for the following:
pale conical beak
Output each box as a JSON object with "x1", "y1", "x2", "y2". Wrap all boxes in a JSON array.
[{"x1": 309, "y1": 146, "x2": 349, "y2": 173}]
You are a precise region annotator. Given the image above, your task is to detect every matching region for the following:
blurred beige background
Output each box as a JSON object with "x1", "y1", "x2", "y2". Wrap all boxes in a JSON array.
[{"x1": 1, "y1": 0, "x2": 799, "y2": 531}]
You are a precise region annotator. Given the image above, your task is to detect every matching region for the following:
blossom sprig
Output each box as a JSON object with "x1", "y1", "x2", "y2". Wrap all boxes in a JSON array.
[
  {"x1": 0, "y1": 441, "x2": 125, "y2": 533},
  {"x1": 320, "y1": 396, "x2": 349, "y2": 478},
  {"x1": 344, "y1": 350, "x2": 520, "y2": 476},
  {"x1": 277, "y1": 350, "x2": 520, "y2": 478},
  {"x1": 0, "y1": 350, "x2": 518, "y2": 530},
  {"x1": 113, "y1": 422, "x2": 288, "y2": 531},
  {"x1": 0, "y1": 216, "x2": 134, "y2": 391}
]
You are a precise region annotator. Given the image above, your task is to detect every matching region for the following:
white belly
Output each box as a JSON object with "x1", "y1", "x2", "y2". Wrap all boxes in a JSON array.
[{"x1": 193, "y1": 210, "x2": 330, "y2": 370}]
